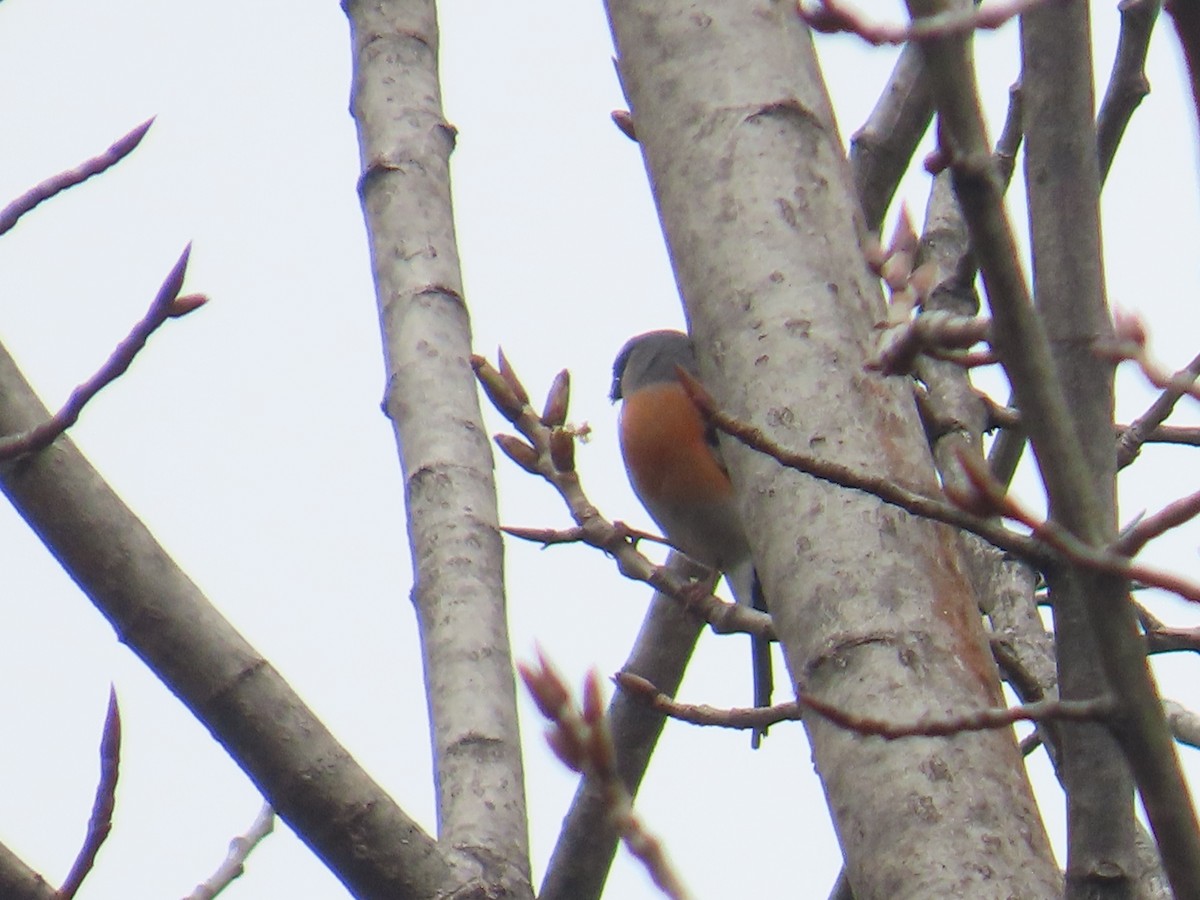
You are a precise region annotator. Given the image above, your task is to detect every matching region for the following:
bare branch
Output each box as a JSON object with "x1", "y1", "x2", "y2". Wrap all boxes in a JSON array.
[
  {"x1": 908, "y1": 0, "x2": 1200, "y2": 888},
  {"x1": 868, "y1": 310, "x2": 991, "y2": 375},
  {"x1": 799, "y1": 690, "x2": 1115, "y2": 741},
  {"x1": 0, "y1": 842, "x2": 54, "y2": 900},
  {"x1": 541, "y1": 553, "x2": 708, "y2": 900},
  {"x1": 0, "y1": 335, "x2": 454, "y2": 897},
  {"x1": 801, "y1": 0, "x2": 1054, "y2": 45},
  {"x1": 502, "y1": 523, "x2": 672, "y2": 550},
  {"x1": 1114, "y1": 489, "x2": 1200, "y2": 557},
  {"x1": 614, "y1": 672, "x2": 800, "y2": 735},
  {"x1": 849, "y1": 44, "x2": 934, "y2": 233},
  {"x1": 675, "y1": 368, "x2": 1053, "y2": 564},
  {"x1": 184, "y1": 802, "x2": 275, "y2": 900},
  {"x1": 1165, "y1": 700, "x2": 1200, "y2": 750},
  {"x1": 0, "y1": 247, "x2": 204, "y2": 461},
  {"x1": 1117, "y1": 349, "x2": 1200, "y2": 468},
  {"x1": 58, "y1": 689, "x2": 121, "y2": 900},
  {"x1": 520, "y1": 656, "x2": 692, "y2": 900},
  {"x1": 1137, "y1": 602, "x2": 1200, "y2": 655},
  {"x1": 0, "y1": 119, "x2": 154, "y2": 237},
  {"x1": 1098, "y1": 0, "x2": 1163, "y2": 182}
]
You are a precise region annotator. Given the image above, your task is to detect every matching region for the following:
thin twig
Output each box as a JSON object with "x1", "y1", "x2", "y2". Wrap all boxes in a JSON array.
[
  {"x1": 799, "y1": 690, "x2": 1115, "y2": 741},
  {"x1": 801, "y1": 0, "x2": 1054, "y2": 45},
  {"x1": 684, "y1": 373, "x2": 1200, "y2": 606},
  {"x1": 183, "y1": 802, "x2": 276, "y2": 900},
  {"x1": 614, "y1": 672, "x2": 801, "y2": 734},
  {"x1": 1098, "y1": 0, "x2": 1163, "y2": 182},
  {"x1": 58, "y1": 689, "x2": 121, "y2": 900},
  {"x1": 1114, "y1": 488, "x2": 1200, "y2": 557},
  {"x1": 0, "y1": 246, "x2": 204, "y2": 461},
  {"x1": 1137, "y1": 601, "x2": 1200, "y2": 655},
  {"x1": 1117, "y1": 350, "x2": 1200, "y2": 468},
  {"x1": 503, "y1": 523, "x2": 673, "y2": 550},
  {"x1": 849, "y1": 43, "x2": 934, "y2": 233},
  {"x1": 521, "y1": 654, "x2": 692, "y2": 900},
  {"x1": 676, "y1": 369, "x2": 1051, "y2": 564},
  {"x1": 0, "y1": 119, "x2": 154, "y2": 237}
]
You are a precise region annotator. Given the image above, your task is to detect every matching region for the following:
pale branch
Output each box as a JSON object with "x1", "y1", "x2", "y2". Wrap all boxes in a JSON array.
[
  {"x1": 502, "y1": 523, "x2": 672, "y2": 550},
  {"x1": 474, "y1": 354, "x2": 775, "y2": 643},
  {"x1": 799, "y1": 690, "x2": 1115, "y2": 741},
  {"x1": 989, "y1": 401, "x2": 1200, "y2": 453},
  {"x1": 613, "y1": 672, "x2": 801, "y2": 735},
  {"x1": 800, "y1": 0, "x2": 1055, "y2": 45},
  {"x1": 0, "y1": 247, "x2": 205, "y2": 461},
  {"x1": 521, "y1": 656, "x2": 692, "y2": 900},
  {"x1": 1117, "y1": 349, "x2": 1200, "y2": 468},
  {"x1": 1098, "y1": 0, "x2": 1162, "y2": 182},
  {"x1": 183, "y1": 802, "x2": 275, "y2": 900},
  {"x1": 0, "y1": 119, "x2": 153, "y2": 237},
  {"x1": 1165, "y1": 700, "x2": 1200, "y2": 750},
  {"x1": 57, "y1": 689, "x2": 120, "y2": 900}
]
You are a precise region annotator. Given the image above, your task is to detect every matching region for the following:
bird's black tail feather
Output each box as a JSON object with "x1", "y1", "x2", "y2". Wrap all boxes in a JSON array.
[{"x1": 750, "y1": 572, "x2": 773, "y2": 749}]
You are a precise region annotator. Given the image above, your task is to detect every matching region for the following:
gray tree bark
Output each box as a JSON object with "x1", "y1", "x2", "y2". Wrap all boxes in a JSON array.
[{"x1": 604, "y1": 2, "x2": 1061, "y2": 896}]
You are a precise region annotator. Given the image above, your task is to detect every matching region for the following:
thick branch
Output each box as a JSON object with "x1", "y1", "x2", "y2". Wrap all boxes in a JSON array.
[
  {"x1": 345, "y1": 0, "x2": 531, "y2": 892},
  {"x1": 0, "y1": 341, "x2": 454, "y2": 899}
]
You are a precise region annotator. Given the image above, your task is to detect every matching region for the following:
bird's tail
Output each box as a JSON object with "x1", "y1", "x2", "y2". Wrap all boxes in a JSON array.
[{"x1": 750, "y1": 572, "x2": 773, "y2": 749}]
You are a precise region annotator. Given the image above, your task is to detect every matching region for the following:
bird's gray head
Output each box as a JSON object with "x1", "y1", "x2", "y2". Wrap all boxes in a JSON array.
[{"x1": 609, "y1": 330, "x2": 698, "y2": 402}]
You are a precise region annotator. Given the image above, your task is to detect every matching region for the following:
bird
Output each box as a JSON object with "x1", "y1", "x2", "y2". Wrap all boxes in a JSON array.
[{"x1": 610, "y1": 329, "x2": 773, "y2": 747}]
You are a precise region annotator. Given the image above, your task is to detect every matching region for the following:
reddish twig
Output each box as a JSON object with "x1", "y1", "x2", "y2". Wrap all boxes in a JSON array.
[
  {"x1": 614, "y1": 671, "x2": 800, "y2": 734},
  {"x1": 1103, "y1": 312, "x2": 1200, "y2": 406},
  {"x1": 58, "y1": 688, "x2": 121, "y2": 900},
  {"x1": 955, "y1": 451, "x2": 1200, "y2": 604},
  {"x1": 800, "y1": 0, "x2": 1056, "y2": 46},
  {"x1": 1114, "y1": 488, "x2": 1200, "y2": 557},
  {"x1": 675, "y1": 368, "x2": 1052, "y2": 564},
  {"x1": 520, "y1": 652, "x2": 692, "y2": 900},
  {"x1": 183, "y1": 802, "x2": 275, "y2": 900},
  {"x1": 0, "y1": 119, "x2": 154, "y2": 238},
  {"x1": 799, "y1": 689, "x2": 1115, "y2": 741},
  {"x1": 0, "y1": 246, "x2": 204, "y2": 461},
  {"x1": 680, "y1": 372, "x2": 1200, "y2": 606}
]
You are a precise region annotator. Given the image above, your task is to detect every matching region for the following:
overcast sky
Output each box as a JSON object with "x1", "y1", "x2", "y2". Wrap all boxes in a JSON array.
[{"x1": 1, "y1": 2, "x2": 1199, "y2": 898}]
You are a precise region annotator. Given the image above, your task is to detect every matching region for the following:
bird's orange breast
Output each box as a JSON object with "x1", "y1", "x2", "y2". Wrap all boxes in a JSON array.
[{"x1": 618, "y1": 382, "x2": 734, "y2": 507}]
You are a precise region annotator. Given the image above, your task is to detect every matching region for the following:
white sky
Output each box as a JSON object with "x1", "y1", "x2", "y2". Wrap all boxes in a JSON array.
[{"x1": 0, "y1": 2, "x2": 1199, "y2": 898}]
